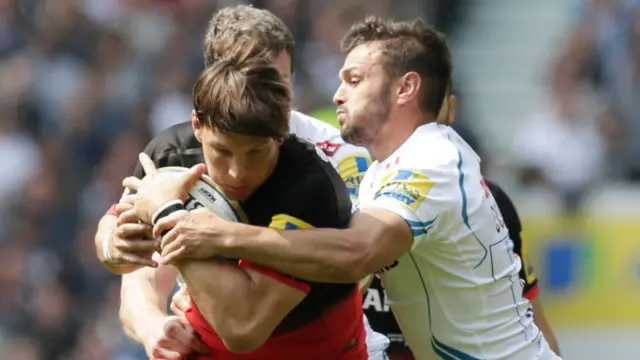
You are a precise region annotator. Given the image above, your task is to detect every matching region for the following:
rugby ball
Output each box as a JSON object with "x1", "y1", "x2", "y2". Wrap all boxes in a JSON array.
[
  {"x1": 157, "y1": 166, "x2": 245, "y2": 223},
  {"x1": 156, "y1": 167, "x2": 244, "y2": 288}
]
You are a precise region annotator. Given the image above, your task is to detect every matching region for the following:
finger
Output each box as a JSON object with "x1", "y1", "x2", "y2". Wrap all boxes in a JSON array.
[
  {"x1": 114, "y1": 239, "x2": 156, "y2": 253},
  {"x1": 153, "y1": 212, "x2": 183, "y2": 239},
  {"x1": 170, "y1": 300, "x2": 184, "y2": 318},
  {"x1": 188, "y1": 333, "x2": 210, "y2": 354},
  {"x1": 119, "y1": 193, "x2": 138, "y2": 206},
  {"x1": 139, "y1": 153, "x2": 159, "y2": 176},
  {"x1": 118, "y1": 208, "x2": 139, "y2": 226},
  {"x1": 171, "y1": 290, "x2": 191, "y2": 316},
  {"x1": 164, "y1": 322, "x2": 209, "y2": 354},
  {"x1": 180, "y1": 163, "x2": 207, "y2": 190},
  {"x1": 119, "y1": 253, "x2": 158, "y2": 268},
  {"x1": 115, "y1": 222, "x2": 152, "y2": 238},
  {"x1": 159, "y1": 245, "x2": 187, "y2": 265},
  {"x1": 114, "y1": 202, "x2": 134, "y2": 217},
  {"x1": 151, "y1": 344, "x2": 183, "y2": 360},
  {"x1": 158, "y1": 337, "x2": 192, "y2": 356},
  {"x1": 159, "y1": 231, "x2": 182, "y2": 255},
  {"x1": 122, "y1": 176, "x2": 142, "y2": 191},
  {"x1": 159, "y1": 219, "x2": 184, "y2": 250}
]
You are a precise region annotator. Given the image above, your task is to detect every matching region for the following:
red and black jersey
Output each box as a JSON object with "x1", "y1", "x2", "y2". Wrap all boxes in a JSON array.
[
  {"x1": 363, "y1": 180, "x2": 539, "y2": 359},
  {"x1": 109, "y1": 122, "x2": 366, "y2": 359}
]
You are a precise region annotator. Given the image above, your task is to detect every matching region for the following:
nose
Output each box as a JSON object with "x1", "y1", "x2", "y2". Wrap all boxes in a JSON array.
[
  {"x1": 333, "y1": 84, "x2": 346, "y2": 106},
  {"x1": 227, "y1": 156, "x2": 247, "y2": 185}
]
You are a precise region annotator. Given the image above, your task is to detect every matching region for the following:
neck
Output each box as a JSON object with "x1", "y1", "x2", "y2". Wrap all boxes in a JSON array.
[{"x1": 367, "y1": 114, "x2": 434, "y2": 161}]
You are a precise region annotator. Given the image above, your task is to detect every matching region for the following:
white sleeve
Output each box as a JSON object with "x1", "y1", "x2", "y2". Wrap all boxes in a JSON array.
[{"x1": 363, "y1": 166, "x2": 459, "y2": 245}]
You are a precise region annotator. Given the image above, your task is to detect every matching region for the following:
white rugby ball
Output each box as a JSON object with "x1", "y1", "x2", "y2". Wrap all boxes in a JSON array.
[
  {"x1": 157, "y1": 166, "x2": 244, "y2": 223},
  {"x1": 156, "y1": 167, "x2": 244, "y2": 289}
]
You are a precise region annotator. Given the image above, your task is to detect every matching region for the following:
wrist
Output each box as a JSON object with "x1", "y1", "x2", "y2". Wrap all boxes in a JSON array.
[
  {"x1": 101, "y1": 229, "x2": 115, "y2": 264},
  {"x1": 223, "y1": 222, "x2": 259, "y2": 256},
  {"x1": 151, "y1": 200, "x2": 185, "y2": 226},
  {"x1": 139, "y1": 310, "x2": 169, "y2": 343}
]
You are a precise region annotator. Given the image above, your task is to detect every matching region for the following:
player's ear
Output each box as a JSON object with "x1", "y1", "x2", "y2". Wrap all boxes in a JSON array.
[
  {"x1": 396, "y1": 71, "x2": 421, "y2": 106},
  {"x1": 447, "y1": 95, "x2": 457, "y2": 125},
  {"x1": 192, "y1": 110, "x2": 202, "y2": 143}
]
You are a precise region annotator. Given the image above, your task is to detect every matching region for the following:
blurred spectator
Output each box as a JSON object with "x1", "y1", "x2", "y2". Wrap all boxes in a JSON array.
[
  {"x1": 556, "y1": 0, "x2": 640, "y2": 182},
  {"x1": 513, "y1": 70, "x2": 605, "y2": 213}
]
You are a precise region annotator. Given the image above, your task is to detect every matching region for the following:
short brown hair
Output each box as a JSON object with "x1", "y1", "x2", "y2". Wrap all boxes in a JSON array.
[
  {"x1": 203, "y1": 5, "x2": 294, "y2": 70},
  {"x1": 341, "y1": 16, "x2": 452, "y2": 117},
  {"x1": 193, "y1": 35, "x2": 290, "y2": 138}
]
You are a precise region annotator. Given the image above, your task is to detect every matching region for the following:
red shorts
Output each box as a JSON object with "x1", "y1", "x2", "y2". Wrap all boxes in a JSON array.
[{"x1": 186, "y1": 289, "x2": 367, "y2": 360}]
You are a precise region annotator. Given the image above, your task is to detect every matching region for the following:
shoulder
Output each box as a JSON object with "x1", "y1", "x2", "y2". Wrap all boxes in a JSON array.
[
  {"x1": 144, "y1": 122, "x2": 199, "y2": 160},
  {"x1": 133, "y1": 122, "x2": 201, "y2": 178},
  {"x1": 289, "y1": 110, "x2": 370, "y2": 162},
  {"x1": 401, "y1": 127, "x2": 458, "y2": 171},
  {"x1": 289, "y1": 110, "x2": 339, "y2": 140},
  {"x1": 272, "y1": 135, "x2": 352, "y2": 228}
]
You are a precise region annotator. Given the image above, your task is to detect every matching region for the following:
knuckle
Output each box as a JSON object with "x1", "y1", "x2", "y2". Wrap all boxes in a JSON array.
[{"x1": 163, "y1": 320, "x2": 179, "y2": 335}]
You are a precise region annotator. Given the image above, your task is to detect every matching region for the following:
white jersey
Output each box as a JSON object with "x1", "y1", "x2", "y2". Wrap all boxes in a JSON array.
[
  {"x1": 289, "y1": 110, "x2": 390, "y2": 359},
  {"x1": 358, "y1": 123, "x2": 554, "y2": 360},
  {"x1": 290, "y1": 110, "x2": 371, "y2": 207}
]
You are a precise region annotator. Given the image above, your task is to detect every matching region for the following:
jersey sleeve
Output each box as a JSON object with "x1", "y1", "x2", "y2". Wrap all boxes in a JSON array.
[
  {"x1": 487, "y1": 181, "x2": 539, "y2": 299},
  {"x1": 366, "y1": 166, "x2": 456, "y2": 245}
]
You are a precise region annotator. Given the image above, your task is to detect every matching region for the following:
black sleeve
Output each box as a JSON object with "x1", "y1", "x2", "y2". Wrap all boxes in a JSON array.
[
  {"x1": 131, "y1": 138, "x2": 160, "y2": 179},
  {"x1": 486, "y1": 181, "x2": 539, "y2": 297},
  {"x1": 130, "y1": 122, "x2": 201, "y2": 178}
]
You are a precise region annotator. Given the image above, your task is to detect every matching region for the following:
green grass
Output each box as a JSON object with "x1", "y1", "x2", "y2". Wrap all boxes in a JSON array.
[{"x1": 309, "y1": 106, "x2": 339, "y2": 128}]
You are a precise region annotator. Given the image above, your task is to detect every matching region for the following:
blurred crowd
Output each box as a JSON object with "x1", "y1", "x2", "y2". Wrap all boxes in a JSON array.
[
  {"x1": 0, "y1": 0, "x2": 462, "y2": 359},
  {"x1": 0, "y1": 0, "x2": 638, "y2": 358},
  {"x1": 513, "y1": 0, "x2": 640, "y2": 212}
]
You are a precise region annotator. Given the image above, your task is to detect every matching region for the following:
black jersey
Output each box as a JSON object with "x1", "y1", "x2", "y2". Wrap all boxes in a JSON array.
[
  {"x1": 363, "y1": 180, "x2": 539, "y2": 357},
  {"x1": 131, "y1": 122, "x2": 357, "y2": 331}
]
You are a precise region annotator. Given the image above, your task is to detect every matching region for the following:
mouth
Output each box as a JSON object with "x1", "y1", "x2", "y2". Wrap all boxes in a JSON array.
[
  {"x1": 336, "y1": 111, "x2": 347, "y2": 125},
  {"x1": 221, "y1": 185, "x2": 251, "y2": 200}
]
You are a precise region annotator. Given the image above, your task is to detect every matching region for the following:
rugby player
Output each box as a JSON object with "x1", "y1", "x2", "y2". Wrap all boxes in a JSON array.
[
  {"x1": 151, "y1": 17, "x2": 563, "y2": 359},
  {"x1": 362, "y1": 93, "x2": 561, "y2": 359},
  {"x1": 120, "y1": 38, "x2": 367, "y2": 359},
  {"x1": 93, "y1": 6, "x2": 388, "y2": 359}
]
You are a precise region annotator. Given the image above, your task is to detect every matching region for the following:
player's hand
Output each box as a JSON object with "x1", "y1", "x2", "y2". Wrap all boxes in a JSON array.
[
  {"x1": 122, "y1": 153, "x2": 206, "y2": 224},
  {"x1": 144, "y1": 315, "x2": 210, "y2": 360},
  {"x1": 154, "y1": 208, "x2": 232, "y2": 264},
  {"x1": 106, "y1": 195, "x2": 158, "y2": 269},
  {"x1": 170, "y1": 286, "x2": 191, "y2": 325}
]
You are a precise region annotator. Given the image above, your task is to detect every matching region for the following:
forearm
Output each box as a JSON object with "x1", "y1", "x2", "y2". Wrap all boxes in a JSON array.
[
  {"x1": 176, "y1": 259, "x2": 262, "y2": 340},
  {"x1": 225, "y1": 223, "x2": 366, "y2": 283},
  {"x1": 223, "y1": 208, "x2": 411, "y2": 283},
  {"x1": 531, "y1": 297, "x2": 561, "y2": 355},
  {"x1": 119, "y1": 264, "x2": 177, "y2": 343}
]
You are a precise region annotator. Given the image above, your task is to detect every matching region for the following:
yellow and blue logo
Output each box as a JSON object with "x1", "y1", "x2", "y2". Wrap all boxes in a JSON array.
[
  {"x1": 269, "y1": 214, "x2": 315, "y2": 230},
  {"x1": 338, "y1": 154, "x2": 371, "y2": 198},
  {"x1": 375, "y1": 170, "x2": 434, "y2": 211}
]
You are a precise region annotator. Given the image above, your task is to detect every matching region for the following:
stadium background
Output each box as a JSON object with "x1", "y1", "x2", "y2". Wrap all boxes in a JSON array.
[{"x1": 0, "y1": 0, "x2": 638, "y2": 358}]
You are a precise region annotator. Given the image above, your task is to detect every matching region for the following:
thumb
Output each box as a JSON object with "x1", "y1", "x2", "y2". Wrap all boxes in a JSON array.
[{"x1": 180, "y1": 164, "x2": 207, "y2": 190}]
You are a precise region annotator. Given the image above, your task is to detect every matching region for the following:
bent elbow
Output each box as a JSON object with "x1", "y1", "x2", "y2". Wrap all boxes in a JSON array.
[
  {"x1": 337, "y1": 233, "x2": 378, "y2": 283},
  {"x1": 342, "y1": 255, "x2": 371, "y2": 283},
  {"x1": 213, "y1": 318, "x2": 270, "y2": 354}
]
